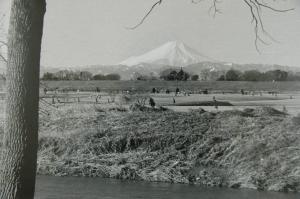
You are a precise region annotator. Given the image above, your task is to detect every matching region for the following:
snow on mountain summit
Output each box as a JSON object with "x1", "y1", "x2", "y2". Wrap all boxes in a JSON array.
[{"x1": 120, "y1": 41, "x2": 213, "y2": 67}]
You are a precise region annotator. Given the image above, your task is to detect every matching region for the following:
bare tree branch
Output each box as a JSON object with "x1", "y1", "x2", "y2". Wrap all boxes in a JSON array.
[
  {"x1": 209, "y1": 0, "x2": 222, "y2": 17},
  {"x1": 0, "y1": 40, "x2": 7, "y2": 47},
  {"x1": 128, "y1": 0, "x2": 294, "y2": 51},
  {"x1": 0, "y1": 14, "x2": 7, "y2": 63},
  {"x1": 0, "y1": 53, "x2": 7, "y2": 63},
  {"x1": 243, "y1": 0, "x2": 293, "y2": 51},
  {"x1": 254, "y1": 0, "x2": 294, "y2": 13},
  {"x1": 127, "y1": 0, "x2": 163, "y2": 30}
]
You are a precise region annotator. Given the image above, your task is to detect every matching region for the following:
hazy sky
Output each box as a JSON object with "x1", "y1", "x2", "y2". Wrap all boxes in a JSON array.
[{"x1": 1, "y1": 0, "x2": 300, "y2": 67}]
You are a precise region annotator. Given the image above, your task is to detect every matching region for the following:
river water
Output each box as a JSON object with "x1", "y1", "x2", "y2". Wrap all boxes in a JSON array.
[{"x1": 35, "y1": 176, "x2": 300, "y2": 199}]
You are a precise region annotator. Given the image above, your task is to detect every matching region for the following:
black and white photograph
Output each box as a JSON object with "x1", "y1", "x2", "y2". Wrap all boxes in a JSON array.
[{"x1": 0, "y1": 0, "x2": 300, "y2": 198}]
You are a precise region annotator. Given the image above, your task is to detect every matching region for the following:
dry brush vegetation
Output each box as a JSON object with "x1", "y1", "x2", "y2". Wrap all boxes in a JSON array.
[{"x1": 29, "y1": 98, "x2": 300, "y2": 192}]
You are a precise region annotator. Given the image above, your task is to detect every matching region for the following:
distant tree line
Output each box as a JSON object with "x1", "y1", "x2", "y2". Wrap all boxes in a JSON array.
[
  {"x1": 42, "y1": 70, "x2": 120, "y2": 81},
  {"x1": 131, "y1": 72, "x2": 158, "y2": 81},
  {"x1": 92, "y1": 73, "x2": 121, "y2": 80},
  {"x1": 132, "y1": 68, "x2": 199, "y2": 81},
  {"x1": 217, "y1": 69, "x2": 300, "y2": 81},
  {"x1": 159, "y1": 68, "x2": 199, "y2": 81},
  {"x1": 41, "y1": 68, "x2": 300, "y2": 82}
]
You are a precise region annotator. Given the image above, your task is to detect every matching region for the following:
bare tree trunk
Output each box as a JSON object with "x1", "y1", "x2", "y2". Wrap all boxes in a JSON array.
[{"x1": 0, "y1": 0, "x2": 46, "y2": 199}]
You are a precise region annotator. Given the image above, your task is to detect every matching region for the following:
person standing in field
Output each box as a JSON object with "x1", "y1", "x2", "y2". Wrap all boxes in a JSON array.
[
  {"x1": 175, "y1": 88, "x2": 180, "y2": 96},
  {"x1": 241, "y1": 89, "x2": 245, "y2": 95},
  {"x1": 152, "y1": 87, "x2": 156, "y2": 93},
  {"x1": 213, "y1": 96, "x2": 218, "y2": 110},
  {"x1": 149, "y1": 97, "x2": 155, "y2": 108}
]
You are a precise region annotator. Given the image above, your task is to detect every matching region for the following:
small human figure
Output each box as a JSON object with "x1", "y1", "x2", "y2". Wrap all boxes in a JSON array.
[
  {"x1": 52, "y1": 96, "x2": 55, "y2": 104},
  {"x1": 213, "y1": 96, "x2": 218, "y2": 110},
  {"x1": 95, "y1": 95, "x2": 101, "y2": 103},
  {"x1": 241, "y1": 89, "x2": 245, "y2": 95},
  {"x1": 96, "y1": 87, "x2": 100, "y2": 93},
  {"x1": 173, "y1": 97, "x2": 176, "y2": 104},
  {"x1": 152, "y1": 88, "x2": 156, "y2": 93},
  {"x1": 282, "y1": 105, "x2": 287, "y2": 113},
  {"x1": 149, "y1": 97, "x2": 155, "y2": 108}
]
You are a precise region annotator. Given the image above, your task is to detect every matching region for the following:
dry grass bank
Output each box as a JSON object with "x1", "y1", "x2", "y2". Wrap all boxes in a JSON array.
[{"x1": 36, "y1": 103, "x2": 300, "y2": 192}]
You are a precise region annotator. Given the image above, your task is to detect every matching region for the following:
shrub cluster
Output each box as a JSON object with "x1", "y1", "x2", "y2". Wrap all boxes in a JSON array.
[
  {"x1": 218, "y1": 69, "x2": 296, "y2": 81},
  {"x1": 42, "y1": 70, "x2": 120, "y2": 81}
]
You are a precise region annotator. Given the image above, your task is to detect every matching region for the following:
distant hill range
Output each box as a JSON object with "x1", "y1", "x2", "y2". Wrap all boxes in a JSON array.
[{"x1": 42, "y1": 41, "x2": 300, "y2": 80}]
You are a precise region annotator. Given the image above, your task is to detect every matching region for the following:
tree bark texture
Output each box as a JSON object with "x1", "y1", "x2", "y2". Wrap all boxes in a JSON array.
[{"x1": 0, "y1": 0, "x2": 46, "y2": 199}]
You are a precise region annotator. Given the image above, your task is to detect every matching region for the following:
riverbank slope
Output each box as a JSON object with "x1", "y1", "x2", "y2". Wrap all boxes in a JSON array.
[{"x1": 35, "y1": 104, "x2": 300, "y2": 192}]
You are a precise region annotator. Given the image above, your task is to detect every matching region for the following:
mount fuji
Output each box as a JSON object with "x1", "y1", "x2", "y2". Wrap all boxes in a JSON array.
[
  {"x1": 120, "y1": 41, "x2": 214, "y2": 67},
  {"x1": 42, "y1": 41, "x2": 299, "y2": 80}
]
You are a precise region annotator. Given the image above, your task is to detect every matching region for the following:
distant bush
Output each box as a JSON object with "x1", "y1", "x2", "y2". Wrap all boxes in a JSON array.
[
  {"x1": 160, "y1": 68, "x2": 190, "y2": 81},
  {"x1": 42, "y1": 70, "x2": 93, "y2": 81},
  {"x1": 42, "y1": 72, "x2": 58, "y2": 80},
  {"x1": 93, "y1": 74, "x2": 106, "y2": 80},
  {"x1": 191, "y1": 74, "x2": 199, "y2": 81},
  {"x1": 93, "y1": 73, "x2": 120, "y2": 80},
  {"x1": 132, "y1": 72, "x2": 158, "y2": 81},
  {"x1": 217, "y1": 75, "x2": 225, "y2": 81},
  {"x1": 218, "y1": 69, "x2": 293, "y2": 82},
  {"x1": 242, "y1": 70, "x2": 262, "y2": 81},
  {"x1": 41, "y1": 71, "x2": 121, "y2": 81},
  {"x1": 225, "y1": 69, "x2": 242, "y2": 81},
  {"x1": 105, "y1": 73, "x2": 121, "y2": 80},
  {"x1": 263, "y1": 70, "x2": 288, "y2": 81}
]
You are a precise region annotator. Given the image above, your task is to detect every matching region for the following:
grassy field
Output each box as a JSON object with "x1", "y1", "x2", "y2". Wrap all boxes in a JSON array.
[
  {"x1": 39, "y1": 90, "x2": 300, "y2": 116},
  {"x1": 40, "y1": 80, "x2": 300, "y2": 93},
  {"x1": 30, "y1": 79, "x2": 300, "y2": 116}
]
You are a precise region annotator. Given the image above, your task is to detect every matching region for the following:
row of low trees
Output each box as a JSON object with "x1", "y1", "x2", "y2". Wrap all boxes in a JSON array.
[
  {"x1": 92, "y1": 73, "x2": 121, "y2": 80},
  {"x1": 160, "y1": 68, "x2": 199, "y2": 81},
  {"x1": 132, "y1": 68, "x2": 199, "y2": 81},
  {"x1": 42, "y1": 70, "x2": 120, "y2": 81},
  {"x1": 217, "y1": 69, "x2": 299, "y2": 81},
  {"x1": 131, "y1": 72, "x2": 158, "y2": 81},
  {"x1": 42, "y1": 69, "x2": 300, "y2": 82},
  {"x1": 132, "y1": 68, "x2": 300, "y2": 82}
]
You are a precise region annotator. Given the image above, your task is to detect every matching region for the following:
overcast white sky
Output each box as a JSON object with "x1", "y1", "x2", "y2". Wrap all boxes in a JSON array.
[{"x1": 1, "y1": 0, "x2": 300, "y2": 67}]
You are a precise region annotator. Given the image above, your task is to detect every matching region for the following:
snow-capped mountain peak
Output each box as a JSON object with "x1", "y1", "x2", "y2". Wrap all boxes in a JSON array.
[{"x1": 120, "y1": 41, "x2": 213, "y2": 67}]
